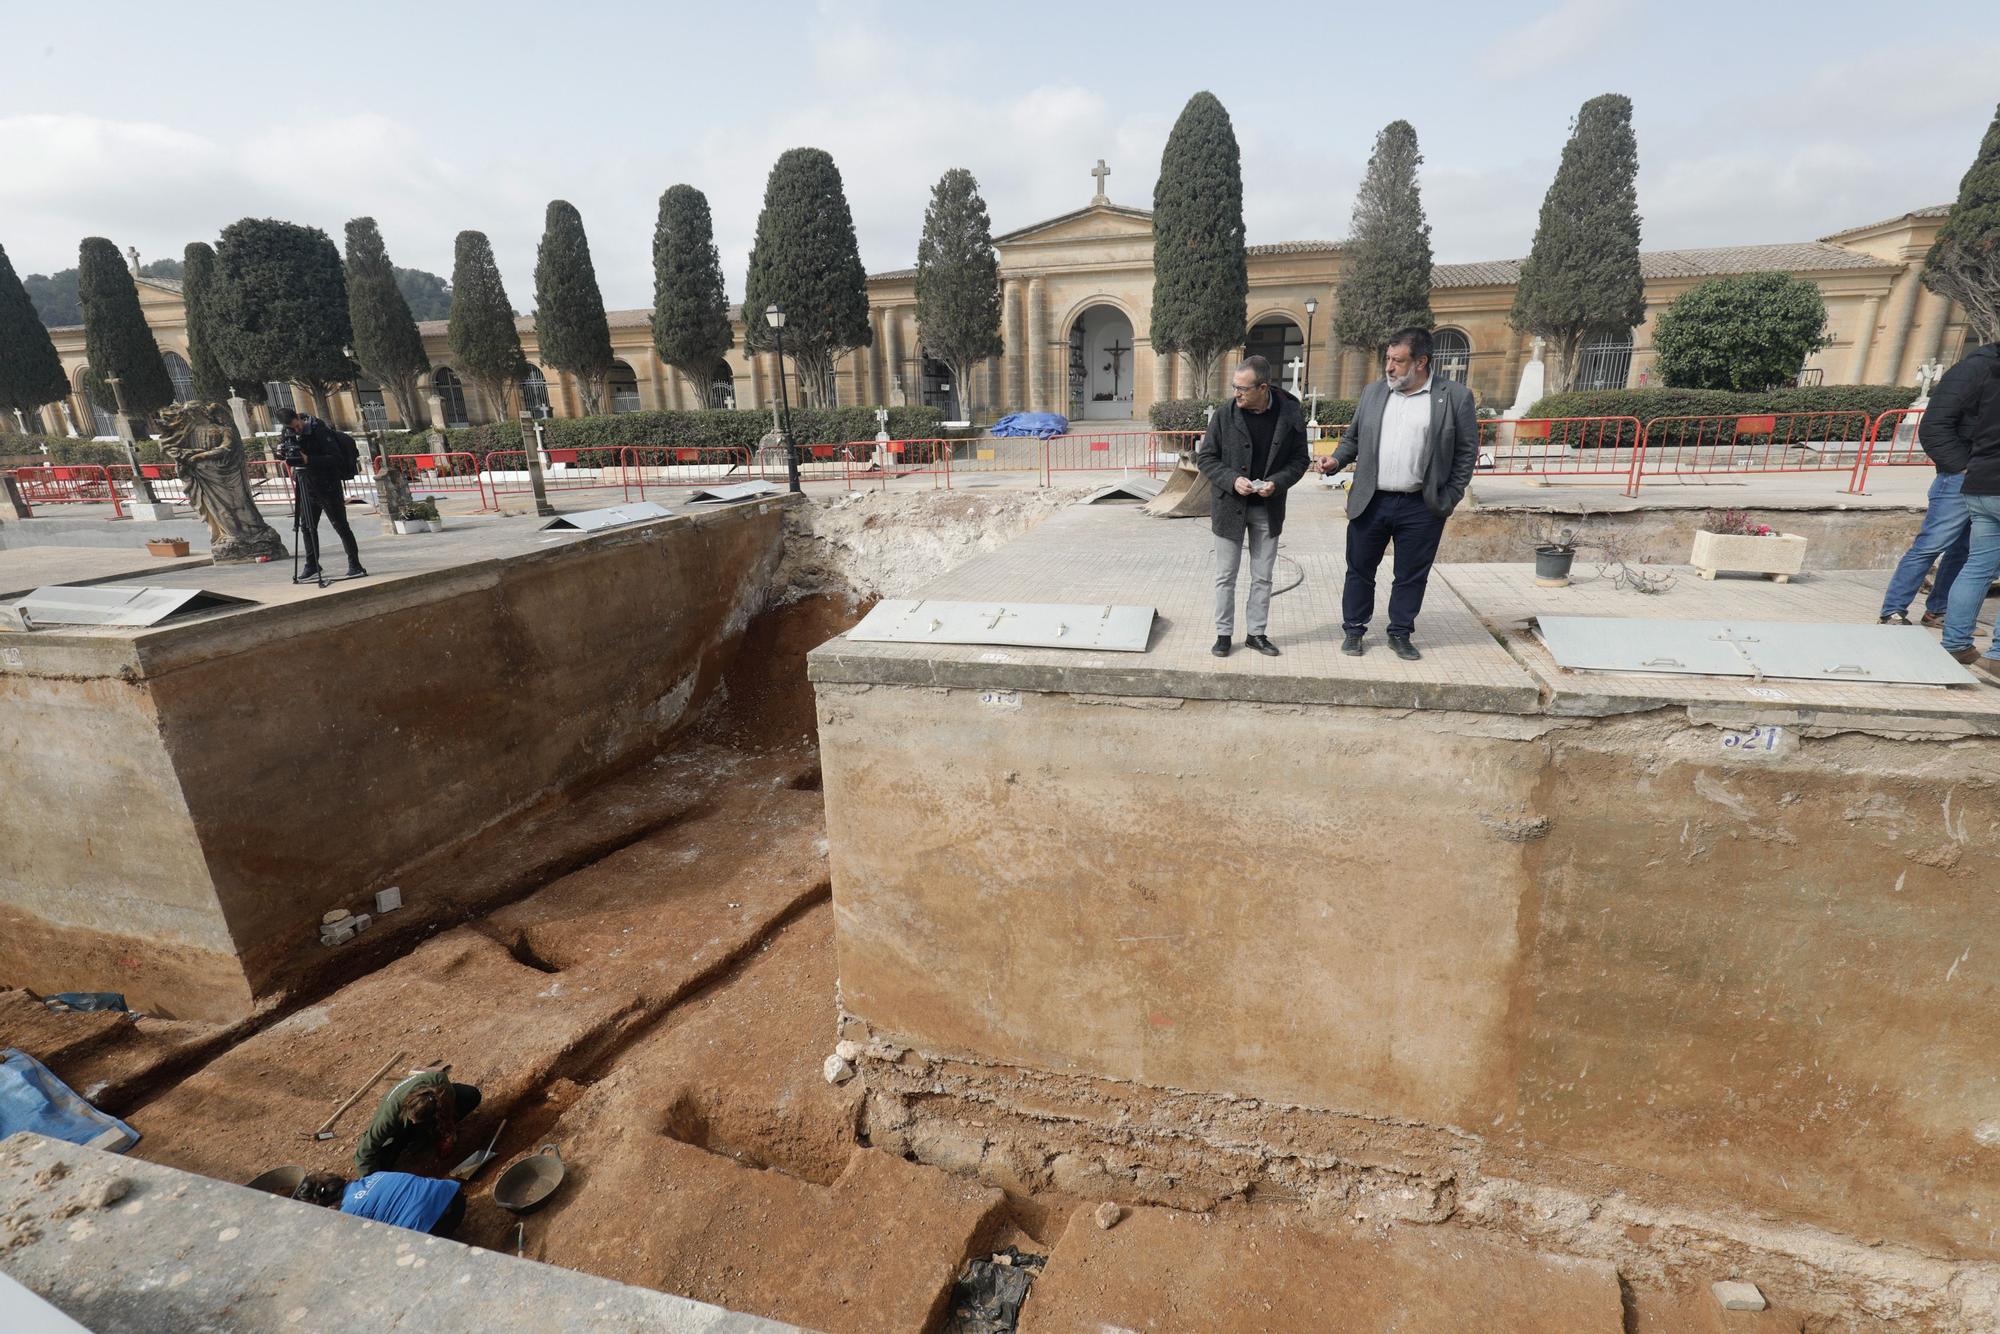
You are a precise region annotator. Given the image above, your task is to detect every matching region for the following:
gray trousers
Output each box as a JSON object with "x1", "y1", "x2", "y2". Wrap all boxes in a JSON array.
[{"x1": 1213, "y1": 505, "x2": 1277, "y2": 636}]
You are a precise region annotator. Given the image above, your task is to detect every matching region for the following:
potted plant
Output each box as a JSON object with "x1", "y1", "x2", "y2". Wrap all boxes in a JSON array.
[
  {"x1": 146, "y1": 535, "x2": 190, "y2": 558},
  {"x1": 1691, "y1": 509, "x2": 1807, "y2": 582},
  {"x1": 393, "y1": 499, "x2": 442, "y2": 535},
  {"x1": 1533, "y1": 525, "x2": 1579, "y2": 587}
]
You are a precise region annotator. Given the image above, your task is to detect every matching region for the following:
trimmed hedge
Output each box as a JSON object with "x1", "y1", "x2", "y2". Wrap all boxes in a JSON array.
[
  {"x1": 1523, "y1": 385, "x2": 1917, "y2": 441},
  {"x1": 408, "y1": 405, "x2": 950, "y2": 459},
  {"x1": 2, "y1": 436, "x2": 166, "y2": 466},
  {"x1": 1149, "y1": 396, "x2": 1358, "y2": 433}
]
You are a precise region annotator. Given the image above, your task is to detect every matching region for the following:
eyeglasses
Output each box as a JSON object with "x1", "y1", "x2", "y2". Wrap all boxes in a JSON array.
[{"x1": 1231, "y1": 382, "x2": 1268, "y2": 396}]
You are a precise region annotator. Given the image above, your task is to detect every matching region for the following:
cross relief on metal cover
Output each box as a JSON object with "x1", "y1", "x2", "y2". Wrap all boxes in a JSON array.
[{"x1": 1535, "y1": 616, "x2": 1975, "y2": 687}]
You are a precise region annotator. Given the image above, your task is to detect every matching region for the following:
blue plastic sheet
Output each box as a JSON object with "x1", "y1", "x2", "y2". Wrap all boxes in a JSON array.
[
  {"x1": 989, "y1": 412, "x2": 1069, "y2": 439},
  {"x1": 0, "y1": 1048, "x2": 139, "y2": 1151}
]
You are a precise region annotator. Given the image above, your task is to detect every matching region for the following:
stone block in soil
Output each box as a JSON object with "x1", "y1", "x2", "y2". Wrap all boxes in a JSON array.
[{"x1": 1018, "y1": 1202, "x2": 1626, "y2": 1332}]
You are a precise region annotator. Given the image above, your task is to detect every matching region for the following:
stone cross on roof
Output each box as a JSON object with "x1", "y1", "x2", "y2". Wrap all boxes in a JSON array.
[{"x1": 1090, "y1": 159, "x2": 1110, "y2": 206}]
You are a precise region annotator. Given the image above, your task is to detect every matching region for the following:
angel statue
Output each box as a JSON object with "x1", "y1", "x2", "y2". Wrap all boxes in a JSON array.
[{"x1": 155, "y1": 401, "x2": 288, "y2": 562}]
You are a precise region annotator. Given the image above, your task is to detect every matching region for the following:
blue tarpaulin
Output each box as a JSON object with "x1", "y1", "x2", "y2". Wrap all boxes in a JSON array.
[
  {"x1": 0, "y1": 1048, "x2": 138, "y2": 1152},
  {"x1": 989, "y1": 412, "x2": 1069, "y2": 439}
]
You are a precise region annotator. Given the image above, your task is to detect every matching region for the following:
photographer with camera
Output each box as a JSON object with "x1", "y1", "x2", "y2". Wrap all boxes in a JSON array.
[{"x1": 280, "y1": 408, "x2": 367, "y2": 582}]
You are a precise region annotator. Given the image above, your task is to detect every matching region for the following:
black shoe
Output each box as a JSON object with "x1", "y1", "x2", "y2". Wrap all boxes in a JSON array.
[
  {"x1": 345, "y1": 565, "x2": 368, "y2": 579},
  {"x1": 1244, "y1": 634, "x2": 1279, "y2": 657},
  {"x1": 1211, "y1": 635, "x2": 1231, "y2": 658},
  {"x1": 1879, "y1": 611, "x2": 1911, "y2": 625},
  {"x1": 1341, "y1": 632, "x2": 1365, "y2": 656},
  {"x1": 1388, "y1": 633, "x2": 1422, "y2": 661},
  {"x1": 298, "y1": 564, "x2": 322, "y2": 580}
]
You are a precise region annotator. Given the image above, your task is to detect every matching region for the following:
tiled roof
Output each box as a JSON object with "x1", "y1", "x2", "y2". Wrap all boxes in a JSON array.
[
  {"x1": 1820, "y1": 203, "x2": 1951, "y2": 241},
  {"x1": 137, "y1": 275, "x2": 183, "y2": 294},
  {"x1": 1247, "y1": 240, "x2": 1341, "y2": 255},
  {"x1": 1433, "y1": 241, "x2": 1895, "y2": 289},
  {"x1": 868, "y1": 268, "x2": 915, "y2": 283},
  {"x1": 415, "y1": 305, "x2": 748, "y2": 339}
]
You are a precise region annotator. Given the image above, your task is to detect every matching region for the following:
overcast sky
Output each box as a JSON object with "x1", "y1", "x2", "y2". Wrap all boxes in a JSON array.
[{"x1": 3, "y1": 0, "x2": 1992, "y2": 312}]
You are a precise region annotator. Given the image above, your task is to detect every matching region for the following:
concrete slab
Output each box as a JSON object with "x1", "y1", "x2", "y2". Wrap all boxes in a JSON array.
[
  {"x1": 1019, "y1": 1204, "x2": 1625, "y2": 1332},
  {"x1": 0, "y1": 545, "x2": 210, "y2": 597},
  {"x1": 0, "y1": 1133, "x2": 795, "y2": 1332},
  {"x1": 1441, "y1": 563, "x2": 2000, "y2": 731},
  {"x1": 808, "y1": 505, "x2": 1544, "y2": 714}
]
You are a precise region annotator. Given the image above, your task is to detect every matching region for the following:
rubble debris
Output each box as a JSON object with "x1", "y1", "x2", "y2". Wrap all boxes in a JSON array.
[
  {"x1": 943, "y1": 1247, "x2": 1046, "y2": 1334},
  {"x1": 1712, "y1": 1279, "x2": 1767, "y2": 1312},
  {"x1": 322, "y1": 909, "x2": 351, "y2": 926},
  {"x1": 834, "y1": 1039, "x2": 862, "y2": 1063},
  {"x1": 374, "y1": 887, "x2": 403, "y2": 914},
  {"x1": 1095, "y1": 1201, "x2": 1124, "y2": 1230},
  {"x1": 320, "y1": 913, "x2": 372, "y2": 947},
  {"x1": 822, "y1": 1054, "x2": 856, "y2": 1085}
]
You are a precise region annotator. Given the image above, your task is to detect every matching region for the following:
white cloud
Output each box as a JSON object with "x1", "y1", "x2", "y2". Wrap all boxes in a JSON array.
[{"x1": 1486, "y1": 0, "x2": 1636, "y2": 75}]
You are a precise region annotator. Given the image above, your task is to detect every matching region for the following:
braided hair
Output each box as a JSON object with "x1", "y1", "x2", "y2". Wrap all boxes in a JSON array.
[{"x1": 293, "y1": 1172, "x2": 347, "y2": 1207}]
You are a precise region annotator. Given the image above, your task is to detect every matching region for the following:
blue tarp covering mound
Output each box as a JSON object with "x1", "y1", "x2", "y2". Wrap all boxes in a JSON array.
[
  {"x1": 0, "y1": 1048, "x2": 138, "y2": 1151},
  {"x1": 990, "y1": 412, "x2": 1069, "y2": 439}
]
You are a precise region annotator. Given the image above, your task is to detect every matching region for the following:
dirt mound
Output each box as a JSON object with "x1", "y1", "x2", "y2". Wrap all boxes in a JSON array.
[{"x1": 777, "y1": 487, "x2": 1085, "y2": 604}]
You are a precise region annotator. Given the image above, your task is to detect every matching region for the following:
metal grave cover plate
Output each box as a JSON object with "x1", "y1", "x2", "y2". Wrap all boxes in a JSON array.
[
  {"x1": 1082, "y1": 476, "x2": 1167, "y2": 504},
  {"x1": 687, "y1": 481, "x2": 784, "y2": 504},
  {"x1": 541, "y1": 502, "x2": 673, "y2": 532},
  {"x1": 847, "y1": 599, "x2": 1156, "y2": 653},
  {"x1": 1536, "y1": 616, "x2": 1975, "y2": 686},
  {"x1": 1, "y1": 585, "x2": 257, "y2": 630}
]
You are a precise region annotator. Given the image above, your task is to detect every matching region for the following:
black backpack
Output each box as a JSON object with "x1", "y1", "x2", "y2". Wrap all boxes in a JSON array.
[{"x1": 330, "y1": 429, "x2": 361, "y2": 480}]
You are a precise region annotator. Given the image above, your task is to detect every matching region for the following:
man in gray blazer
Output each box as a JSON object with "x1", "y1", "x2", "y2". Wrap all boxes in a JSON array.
[{"x1": 1314, "y1": 326, "x2": 1478, "y2": 660}]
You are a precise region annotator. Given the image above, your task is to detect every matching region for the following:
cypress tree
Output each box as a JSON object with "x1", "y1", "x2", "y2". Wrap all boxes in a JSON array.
[
  {"x1": 450, "y1": 230, "x2": 548, "y2": 513},
  {"x1": 0, "y1": 242, "x2": 71, "y2": 428},
  {"x1": 1923, "y1": 101, "x2": 2000, "y2": 344},
  {"x1": 345, "y1": 217, "x2": 431, "y2": 427},
  {"x1": 741, "y1": 148, "x2": 873, "y2": 407},
  {"x1": 1509, "y1": 94, "x2": 1647, "y2": 391},
  {"x1": 182, "y1": 243, "x2": 232, "y2": 402},
  {"x1": 1332, "y1": 120, "x2": 1435, "y2": 360},
  {"x1": 78, "y1": 236, "x2": 175, "y2": 418},
  {"x1": 915, "y1": 168, "x2": 1003, "y2": 419},
  {"x1": 1151, "y1": 91, "x2": 1249, "y2": 397},
  {"x1": 651, "y1": 184, "x2": 734, "y2": 406},
  {"x1": 533, "y1": 200, "x2": 616, "y2": 415},
  {"x1": 210, "y1": 218, "x2": 357, "y2": 414}
]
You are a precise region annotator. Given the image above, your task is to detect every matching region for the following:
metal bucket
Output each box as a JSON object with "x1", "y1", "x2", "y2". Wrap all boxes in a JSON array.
[{"x1": 493, "y1": 1145, "x2": 565, "y2": 1214}]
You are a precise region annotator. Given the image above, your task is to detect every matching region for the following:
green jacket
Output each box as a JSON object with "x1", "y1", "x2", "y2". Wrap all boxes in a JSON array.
[{"x1": 354, "y1": 1070, "x2": 450, "y2": 1175}]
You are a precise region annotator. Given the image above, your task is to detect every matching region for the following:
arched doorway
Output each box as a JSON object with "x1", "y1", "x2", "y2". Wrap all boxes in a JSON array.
[
  {"x1": 1432, "y1": 328, "x2": 1471, "y2": 385},
  {"x1": 1245, "y1": 317, "x2": 1304, "y2": 391},
  {"x1": 519, "y1": 367, "x2": 551, "y2": 417},
  {"x1": 77, "y1": 372, "x2": 117, "y2": 437},
  {"x1": 162, "y1": 351, "x2": 195, "y2": 403},
  {"x1": 607, "y1": 361, "x2": 641, "y2": 414},
  {"x1": 355, "y1": 377, "x2": 390, "y2": 430},
  {"x1": 1577, "y1": 331, "x2": 1634, "y2": 390},
  {"x1": 708, "y1": 360, "x2": 736, "y2": 409},
  {"x1": 432, "y1": 368, "x2": 470, "y2": 427},
  {"x1": 1066, "y1": 304, "x2": 1136, "y2": 421}
]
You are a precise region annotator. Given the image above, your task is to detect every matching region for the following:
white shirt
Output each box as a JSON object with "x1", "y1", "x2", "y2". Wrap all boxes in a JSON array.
[{"x1": 1375, "y1": 376, "x2": 1433, "y2": 493}]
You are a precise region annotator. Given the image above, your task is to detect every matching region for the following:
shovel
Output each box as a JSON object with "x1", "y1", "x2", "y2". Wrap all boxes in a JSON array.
[{"x1": 448, "y1": 1118, "x2": 506, "y2": 1181}]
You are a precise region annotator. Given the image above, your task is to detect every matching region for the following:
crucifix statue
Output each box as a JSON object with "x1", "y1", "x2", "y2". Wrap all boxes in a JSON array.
[
  {"x1": 1104, "y1": 337, "x2": 1131, "y2": 397},
  {"x1": 125, "y1": 245, "x2": 141, "y2": 276},
  {"x1": 1090, "y1": 159, "x2": 1110, "y2": 205},
  {"x1": 1286, "y1": 356, "x2": 1305, "y2": 394}
]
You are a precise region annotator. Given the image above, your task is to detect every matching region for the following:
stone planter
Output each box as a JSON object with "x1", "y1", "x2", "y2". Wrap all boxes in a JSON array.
[
  {"x1": 146, "y1": 537, "x2": 190, "y2": 558},
  {"x1": 393, "y1": 519, "x2": 425, "y2": 535},
  {"x1": 425, "y1": 518, "x2": 443, "y2": 533},
  {"x1": 1690, "y1": 529, "x2": 1807, "y2": 582}
]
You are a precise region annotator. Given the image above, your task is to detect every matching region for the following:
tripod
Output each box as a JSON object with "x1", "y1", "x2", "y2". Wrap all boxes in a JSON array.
[{"x1": 291, "y1": 471, "x2": 327, "y2": 589}]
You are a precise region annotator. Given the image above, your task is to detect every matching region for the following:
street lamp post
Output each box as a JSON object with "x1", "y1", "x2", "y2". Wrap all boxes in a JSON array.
[
  {"x1": 102, "y1": 374, "x2": 158, "y2": 506},
  {"x1": 1303, "y1": 298, "x2": 1319, "y2": 398},
  {"x1": 766, "y1": 303, "x2": 801, "y2": 494}
]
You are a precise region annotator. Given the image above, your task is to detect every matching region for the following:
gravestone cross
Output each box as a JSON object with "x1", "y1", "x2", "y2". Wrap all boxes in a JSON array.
[
  {"x1": 1106, "y1": 338, "x2": 1131, "y2": 395},
  {"x1": 1090, "y1": 159, "x2": 1110, "y2": 205}
]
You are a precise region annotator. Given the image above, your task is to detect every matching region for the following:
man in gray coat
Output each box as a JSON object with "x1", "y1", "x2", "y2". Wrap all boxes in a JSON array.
[
  {"x1": 1314, "y1": 327, "x2": 1478, "y2": 660},
  {"x1": 1196, "y1": 355, "x2": 1311, "y2": 657}
]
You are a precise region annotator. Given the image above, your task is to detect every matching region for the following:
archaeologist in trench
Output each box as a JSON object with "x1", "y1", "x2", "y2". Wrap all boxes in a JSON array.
[
  {"x1": 353, "y1": 1068, "x2": 483, "y2": 1176},
  {"x1": 294, "y1": 1170, "x2": 466, "y2": 1238}
]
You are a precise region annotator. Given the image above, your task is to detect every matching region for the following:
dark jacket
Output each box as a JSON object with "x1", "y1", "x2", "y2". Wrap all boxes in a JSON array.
[
  {"x1": 1919, "y1": 343, "x2": 2000, "y2": 492},
  {"x1": 284, "y1": 415, "x2": 346, "y2": 481},
  {"x1": 1329, "y1": 374, "x2": 1479, "y2": 519},
  {"x1": 1195, "y1": 386, "x2": 1311, "y2": 540}
]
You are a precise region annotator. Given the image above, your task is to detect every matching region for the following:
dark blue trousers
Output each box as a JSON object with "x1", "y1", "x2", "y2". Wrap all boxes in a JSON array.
[{"x1": 1342, "y1": 491, "x2": 1447, "y2": 637}]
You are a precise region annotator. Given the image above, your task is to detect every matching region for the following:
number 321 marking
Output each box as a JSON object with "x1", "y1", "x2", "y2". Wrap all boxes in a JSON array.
[{"x1": 1720, "y1": 725, "x2": 1782, "y2": 753}]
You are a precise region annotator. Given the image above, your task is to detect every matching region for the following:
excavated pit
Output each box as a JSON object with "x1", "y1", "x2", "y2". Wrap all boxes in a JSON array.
[{"x1": 10, "y1": 486, "x2": 1992, "y2": 1331}]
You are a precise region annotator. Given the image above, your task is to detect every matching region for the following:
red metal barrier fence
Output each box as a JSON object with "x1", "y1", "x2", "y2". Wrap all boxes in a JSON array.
[
  {"x1": 1476, "y1": 416, "x2": 1645, "y2": 485},
  {"x1": 1629, "y1": 411, "x2": 1874, "y2": 495},
  {"x1": 835, "y1": 439, "x2": 951, "y2": 491},
  {"x1": 386, "y1": 451, "x2": 493, "y2": 510},
  {"x1": 619, "y1": 446, "x2": 757, "y2": 500},
  {"x1": 1845, "y1": 409, "x2": 1926, "y2": 495},
  {"x1": 7, "y1": 465, "x2": 124, "y2": 517},
  {"x1": 1040, "y1": 432, "x2": 1170, "y2": 484},
  {"x1": 481, "y1": 449, "x2": 627, "y2": 501}
]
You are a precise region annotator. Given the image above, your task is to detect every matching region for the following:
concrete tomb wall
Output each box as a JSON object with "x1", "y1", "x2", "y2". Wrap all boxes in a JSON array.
[
  {"x1": 815, "y1": 680, "x2": 2000, "y2": 1279},
  {"x1": 0, "y1": 501, "x2": 785, "y2": 1020}
]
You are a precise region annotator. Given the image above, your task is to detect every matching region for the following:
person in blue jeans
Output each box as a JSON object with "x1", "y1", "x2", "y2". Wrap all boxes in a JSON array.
[
  {"x1": 1877, "y1": 470, "x2": 1968, "y2": 627},
  {"x1": 295, "y1": 1169, "x2": 465, "y2": 1237},
  {"x1": 1931, "y1": 341, "x2": 2000, "y2": 675}
]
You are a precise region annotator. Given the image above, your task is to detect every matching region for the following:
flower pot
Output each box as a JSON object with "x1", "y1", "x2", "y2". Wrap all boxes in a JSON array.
[
  {"x1": 146, "y1": 537, "x2": 190, "y2": 558},
  {"x1": 1690, "y1": 529, "x2": 1807, "y2": 582},
  {"x1": 393, "y1": 519, "x2": 422, "y2": 535},
  {"x1": 1533, "y1": 545, "x2": 1575, "y2": 587},
  {"x1": 425, "y1": 518, "x2": 443, "y2": 533}
]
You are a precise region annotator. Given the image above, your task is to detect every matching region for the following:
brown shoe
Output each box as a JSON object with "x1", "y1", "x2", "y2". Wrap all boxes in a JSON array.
[
  {"x1": 1921, "y1": 610, "x2": 1946, "y2": 628},
  {"x1": 1949, "y1": 646, "x2": 1982, "y2": 664}
]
